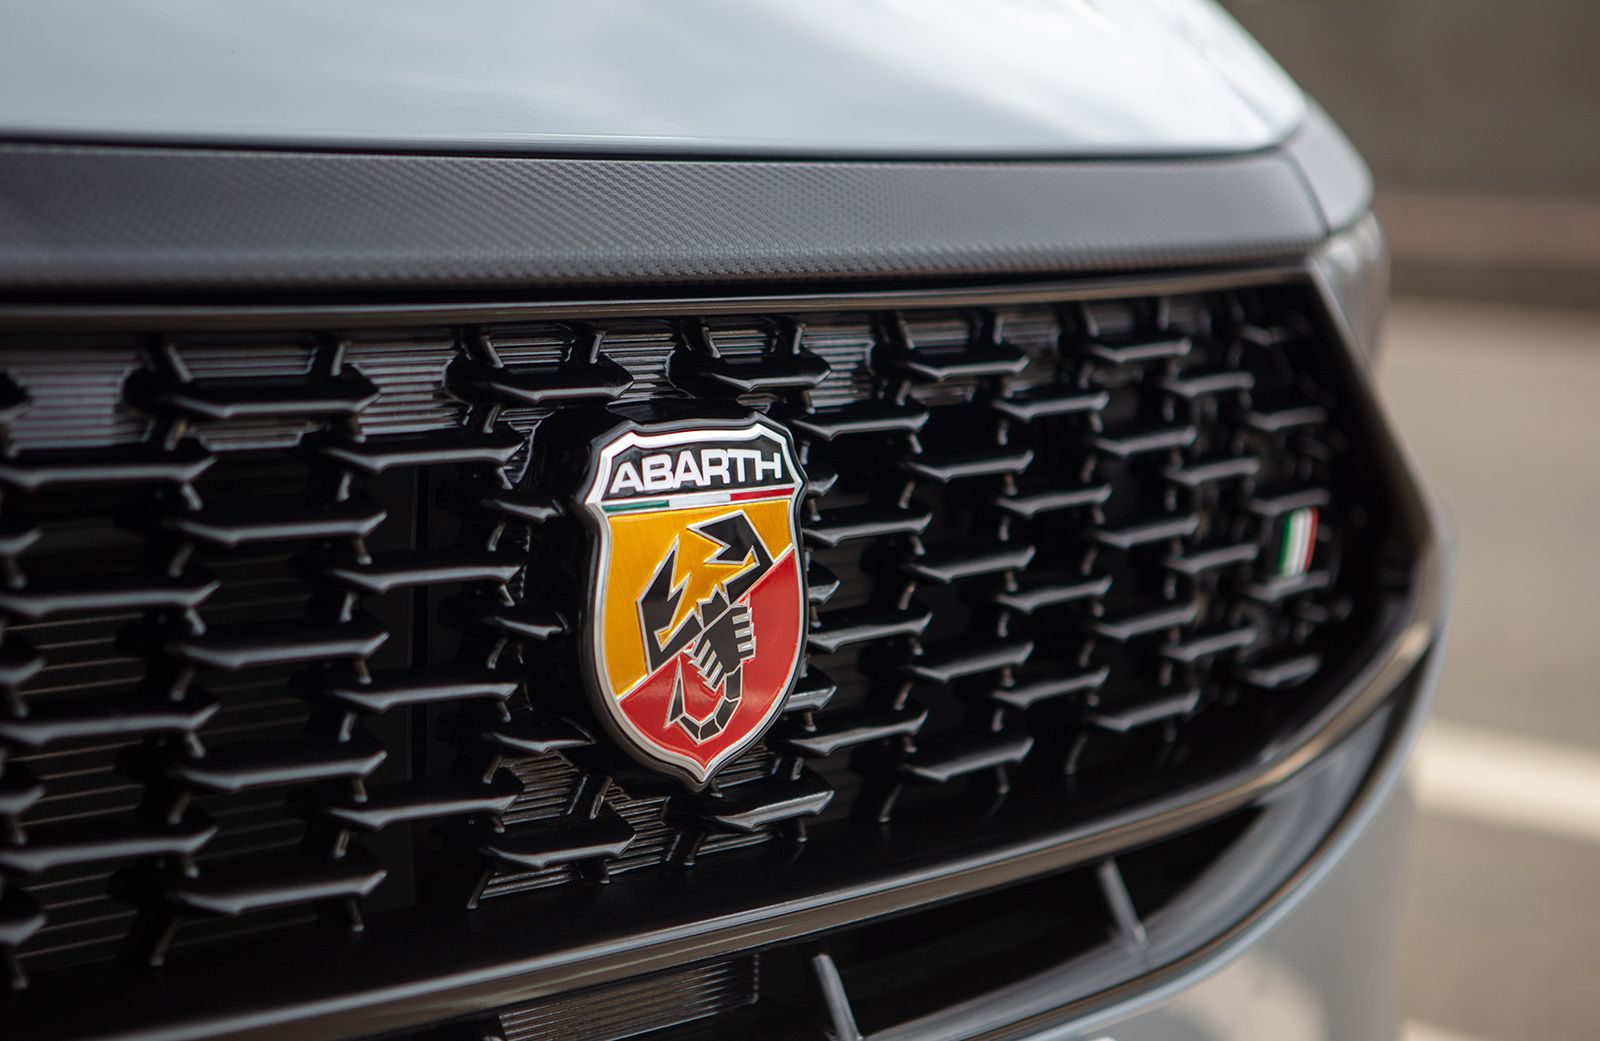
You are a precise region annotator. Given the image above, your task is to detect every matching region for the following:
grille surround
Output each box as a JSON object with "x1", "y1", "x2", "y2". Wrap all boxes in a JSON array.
[{"x1": 0, "y1": 266, "x2": 1446, "y2": 1041}]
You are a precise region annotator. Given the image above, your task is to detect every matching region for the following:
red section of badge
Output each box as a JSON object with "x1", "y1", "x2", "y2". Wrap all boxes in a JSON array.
[{"x1": 617, "y1": 548, "x2": 802, "y2": 771}]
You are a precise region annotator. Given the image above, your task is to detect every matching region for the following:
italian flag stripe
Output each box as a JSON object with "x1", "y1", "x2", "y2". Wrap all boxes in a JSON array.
[
  {"x1": 603, "y1": 485, "x2": 797, "y2": 514},
  {"x1": 1276, "y1": 506, "x2": 1318, "y2": 578}
]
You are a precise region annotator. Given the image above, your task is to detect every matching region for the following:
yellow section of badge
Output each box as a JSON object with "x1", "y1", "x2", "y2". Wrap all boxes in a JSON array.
[{"x1": 598, "y1": 498, "x2": 796, "y2": 698}]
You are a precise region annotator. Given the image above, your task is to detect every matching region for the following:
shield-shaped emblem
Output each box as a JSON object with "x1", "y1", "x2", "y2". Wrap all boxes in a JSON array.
[{"x1": 578, "y1": 416, "x2": 807, "y2": 788}]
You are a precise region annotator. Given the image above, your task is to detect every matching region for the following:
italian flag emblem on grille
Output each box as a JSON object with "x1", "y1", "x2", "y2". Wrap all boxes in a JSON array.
[{"x1": 1275, "y1": 506, "x2": 1318, "y2": 578}]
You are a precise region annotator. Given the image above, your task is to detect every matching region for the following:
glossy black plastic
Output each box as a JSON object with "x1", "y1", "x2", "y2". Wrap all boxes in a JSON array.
[{"x1": 0, "y1": 267, "x2": 1444, "y2": 1041}]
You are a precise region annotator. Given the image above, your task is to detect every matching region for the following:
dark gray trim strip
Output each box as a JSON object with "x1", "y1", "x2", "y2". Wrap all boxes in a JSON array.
[
  {"x1": 0, "y1": 143, "x2": 1328, "y2": 293},
  {"x1": 0, "y1": 266, "x2": 1298, "y2": 330}
]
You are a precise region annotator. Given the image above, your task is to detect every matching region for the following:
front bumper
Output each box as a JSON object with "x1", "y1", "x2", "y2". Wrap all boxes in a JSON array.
[{"x1": 1067, "y1": 780, "x2": 1415, "y2": 1041}]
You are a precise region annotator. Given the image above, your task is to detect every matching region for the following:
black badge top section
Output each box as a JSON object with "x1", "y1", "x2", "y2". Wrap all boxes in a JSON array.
[{"x1": 600, "y1": 437, "x2": 794, "y2": 503}]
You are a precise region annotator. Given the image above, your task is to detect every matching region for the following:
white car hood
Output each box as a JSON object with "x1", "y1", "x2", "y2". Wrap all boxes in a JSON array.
[{"x1": 0, "y1": 0, "x2": 1303, "y2": 157}]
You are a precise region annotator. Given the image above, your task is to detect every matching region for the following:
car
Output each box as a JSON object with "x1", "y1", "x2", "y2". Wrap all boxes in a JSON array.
[{"x1": 0, "y1": 3, "x2": 1449, "y2": 1040}]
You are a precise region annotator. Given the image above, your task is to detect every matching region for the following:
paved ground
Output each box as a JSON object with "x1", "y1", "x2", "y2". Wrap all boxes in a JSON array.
[{"x1": 1378, "y1": 297, "x2": 1600, "y2": 1041}]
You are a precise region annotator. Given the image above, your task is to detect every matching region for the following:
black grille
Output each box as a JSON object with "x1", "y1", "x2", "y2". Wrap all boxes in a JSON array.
[{"x1": 0, "y1": 280, "x2": 1404, "y2": 1009}]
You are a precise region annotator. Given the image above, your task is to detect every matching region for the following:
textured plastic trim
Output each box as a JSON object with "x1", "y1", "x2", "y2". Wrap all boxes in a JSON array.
[{"x1": 0, "y1": 143, "x2": 1328, "y2": 294}]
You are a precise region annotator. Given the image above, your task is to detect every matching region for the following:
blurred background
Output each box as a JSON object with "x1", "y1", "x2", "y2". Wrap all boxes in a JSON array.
[{"x1": 1222, "y1": 3, "x2": 1600, "y2": 1040}]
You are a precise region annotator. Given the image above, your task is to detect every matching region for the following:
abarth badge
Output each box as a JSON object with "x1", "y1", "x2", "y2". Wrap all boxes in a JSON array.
[{"x1": 578, "y1": 416, "x2": 807, "y2": 789}]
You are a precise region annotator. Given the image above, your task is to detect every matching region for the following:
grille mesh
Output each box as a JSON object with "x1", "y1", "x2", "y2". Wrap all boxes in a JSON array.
[
  {"x1": 0, "y1": 283, "x2": 1382, "y2": 988},
  {"x1": 496, "y1": 956, "x2": 758, "y2": 1041}
]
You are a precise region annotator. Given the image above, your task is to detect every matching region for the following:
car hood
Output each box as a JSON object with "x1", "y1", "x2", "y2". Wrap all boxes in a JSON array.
[{"x1": 0, "y1": 0, "x2": 1303, "y2": 158}]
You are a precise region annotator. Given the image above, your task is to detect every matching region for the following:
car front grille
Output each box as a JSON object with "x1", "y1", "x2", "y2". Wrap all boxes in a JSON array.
[{"x1": 0, "y1": 273, "x2": 1430, "y2": 1041}]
